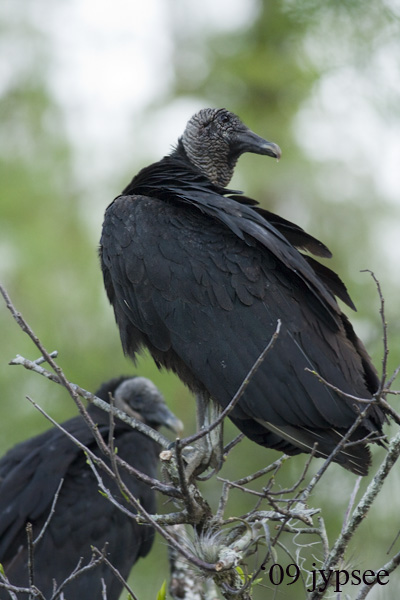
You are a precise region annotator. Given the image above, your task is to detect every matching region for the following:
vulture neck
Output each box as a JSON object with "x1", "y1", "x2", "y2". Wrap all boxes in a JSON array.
[{"x1": 175, "y1": 138, "x2": 235, "y2": 187}]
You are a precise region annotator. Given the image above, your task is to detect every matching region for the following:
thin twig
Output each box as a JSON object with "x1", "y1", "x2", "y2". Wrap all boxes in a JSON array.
[
  {"x1": 385, "y1": 364, "x2": 400, "y2": 391},
  {"x1": 49, "y1": 554, "x2": 106, "y2": 600},
  {"x1": 317, "y1": 517, "x2": 330, "y2": 561},
  {"x1": 92, "y1": 547, "x2": 139, "y2": 600},
  {"x1": 33, "y1": 479, "x2": 64, "y2": 547},
  {"x1": 220, "y1": 456, "x2": 286, "y2": 488},
  {"x1": 341, "y1": 476, "x2": 361, "y2": 533},
  {"x1": 0, "y1": 579, "x2": 44, "y2": 600},
  {"x1": 304, "y1": 368, "x2": 374, "y2": 405},
  {"x1": 34, "y1": 351, "x2": 58, "y2": 364},
  {"x1": 101, "y1": 578, "x2": 108, "y2": 600},
  {"x1": 223, "y1": 434, "x2": 245, "y2": 458},
  {"x1": 265, "y1": 449, "x2": 316, "y2": 497},
  {"x1": 361, "y1": 270, "x2": 388, "y2": 393},
  {"x1": 298, "y1": 406, "x2": 372, "y2": 505}
]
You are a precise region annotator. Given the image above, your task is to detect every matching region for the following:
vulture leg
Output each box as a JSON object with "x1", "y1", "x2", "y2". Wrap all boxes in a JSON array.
[{"x1": 184, "y1": 392, "x2": 224, "y2": 479}]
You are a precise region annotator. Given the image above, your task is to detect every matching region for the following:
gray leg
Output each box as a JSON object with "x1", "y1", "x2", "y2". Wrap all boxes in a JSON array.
[{"x1": 184, "y1": 392, "x2": 224, "y2": 477}]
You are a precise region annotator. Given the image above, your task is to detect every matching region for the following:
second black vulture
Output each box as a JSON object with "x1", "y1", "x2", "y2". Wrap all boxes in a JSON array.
[
  {"x1": 100, "y1": 108, "x2": 387, "y2": 476},
  {"x1": 0, "y1": 375, "x2": 182, "y2": 599}
]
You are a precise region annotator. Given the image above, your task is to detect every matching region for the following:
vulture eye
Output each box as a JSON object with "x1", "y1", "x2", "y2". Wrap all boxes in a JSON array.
[{"x1": 218, "y1": 113, "x2": 230, "y2": 124}]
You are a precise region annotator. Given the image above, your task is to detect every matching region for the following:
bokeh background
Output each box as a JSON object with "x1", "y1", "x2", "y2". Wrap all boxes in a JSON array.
[{"x1": 1, "y1": 1, "x2": 400, "y2": 598}]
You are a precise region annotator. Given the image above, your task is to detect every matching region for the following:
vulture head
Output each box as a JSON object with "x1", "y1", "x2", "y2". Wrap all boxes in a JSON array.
[{"x1": 181, "y1": 107, "x2": 281, "y2": 186}]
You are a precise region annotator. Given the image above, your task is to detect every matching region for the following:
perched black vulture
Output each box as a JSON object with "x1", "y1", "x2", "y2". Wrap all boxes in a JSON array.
[
  {"x1": 100, "y1": 108, "x2": 386, "y2": 476},
  {"x1": 0, "y1": 376, "x2": 182, "y2": 599}
]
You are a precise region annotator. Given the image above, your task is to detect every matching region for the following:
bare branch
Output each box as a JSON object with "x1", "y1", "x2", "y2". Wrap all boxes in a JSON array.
[{"x1": 308, "y1": 427, "x2": 400, "y2": 599}]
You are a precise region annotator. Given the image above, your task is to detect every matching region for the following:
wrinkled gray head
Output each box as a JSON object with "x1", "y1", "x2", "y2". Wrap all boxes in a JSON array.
[
  {"x1": 113, "y1": 377, "x2": 183, "y2": 433},
  {"x1": 181, "y1": 108, "x2": 281, "y2": 186}
]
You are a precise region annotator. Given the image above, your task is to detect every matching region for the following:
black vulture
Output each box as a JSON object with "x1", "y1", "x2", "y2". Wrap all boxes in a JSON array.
[
  {"x1": 100, "y1": 107, "x2": 386, "y2": 476},
  {"x1": 0, "y1": 375, "x2": 182, "y2": 599}
]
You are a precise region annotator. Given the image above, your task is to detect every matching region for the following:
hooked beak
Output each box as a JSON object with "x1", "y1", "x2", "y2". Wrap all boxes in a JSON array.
[
  {"x1": 156, "y1": 405, "x2": 184, "y2": 433},
  {"x1": 232, "y1": 127, "x2": 282, "y2": 160}
]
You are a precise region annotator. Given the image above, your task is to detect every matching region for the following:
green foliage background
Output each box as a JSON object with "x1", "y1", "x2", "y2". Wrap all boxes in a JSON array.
[{"x1": 1, "y1": 1, "x2": 400, "y2": 598}]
